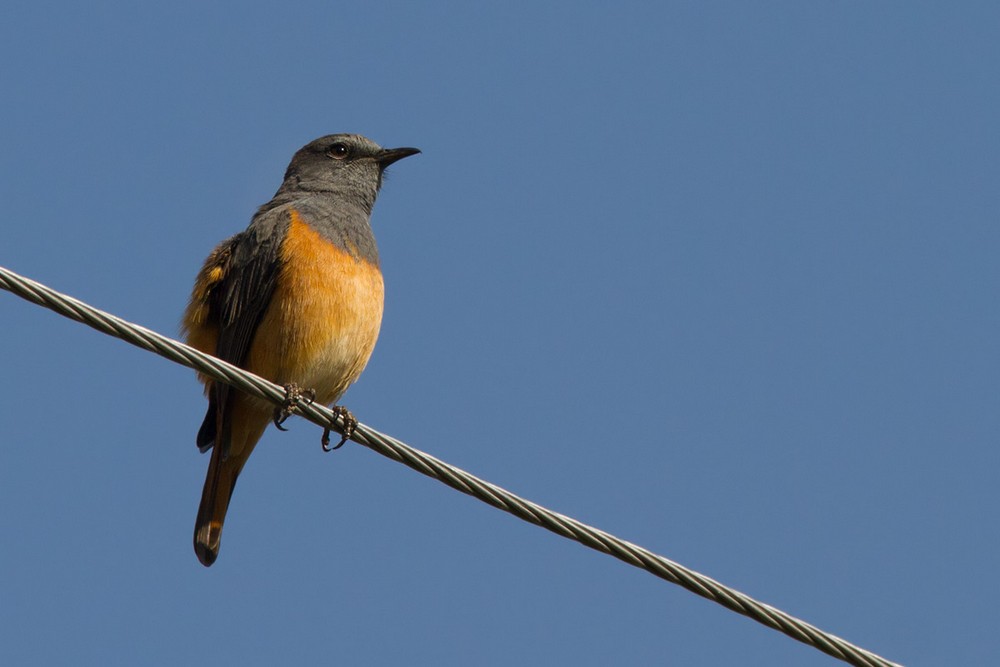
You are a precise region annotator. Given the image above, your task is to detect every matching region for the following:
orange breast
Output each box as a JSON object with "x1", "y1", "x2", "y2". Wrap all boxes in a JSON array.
[{"x1": 245, "y1": 209, "x2": 384, "y2": 405}]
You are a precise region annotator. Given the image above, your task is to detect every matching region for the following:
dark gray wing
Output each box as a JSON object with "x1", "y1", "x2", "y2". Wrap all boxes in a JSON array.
[{"x1": 196, "y1": 207, "x2": 290, "y2": 453}]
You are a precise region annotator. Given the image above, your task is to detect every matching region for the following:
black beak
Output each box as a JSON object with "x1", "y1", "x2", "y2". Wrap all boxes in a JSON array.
[{"x1": 376, "y1": 146, "x2": 421, "y2": 168}]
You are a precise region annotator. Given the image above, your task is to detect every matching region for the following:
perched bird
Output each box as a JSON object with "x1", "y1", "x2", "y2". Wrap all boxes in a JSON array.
[{"x1": 182, "y1": 134, "x2": 419, "y2": 566}]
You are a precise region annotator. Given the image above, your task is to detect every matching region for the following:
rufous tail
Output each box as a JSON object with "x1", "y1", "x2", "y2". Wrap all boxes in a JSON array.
[
  {"x1": 193, "y1": 396, "x2": 267, "y2": 567},
  {"x1": 194, "y1": 443, "x2": 240, "y2": 567}
]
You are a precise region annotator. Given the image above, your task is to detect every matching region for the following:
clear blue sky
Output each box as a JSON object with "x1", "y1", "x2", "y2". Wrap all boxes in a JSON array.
[{"x1": 1, "y1": 3, "x2": 996, "y2": 665}]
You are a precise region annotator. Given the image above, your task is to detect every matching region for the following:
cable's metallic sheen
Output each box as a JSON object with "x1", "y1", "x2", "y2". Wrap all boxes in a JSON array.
[{"x1": 0, "y1": 264, "x2": 902, "y2": 667}]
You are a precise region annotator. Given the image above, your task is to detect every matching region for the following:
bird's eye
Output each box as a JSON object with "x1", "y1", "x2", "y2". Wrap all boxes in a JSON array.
[{"x1": 328, "y1": 143, "x2": 350, "y2": 160}]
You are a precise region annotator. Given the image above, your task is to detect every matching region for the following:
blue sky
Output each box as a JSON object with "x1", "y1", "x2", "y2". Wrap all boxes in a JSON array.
[{"x1": 1, "y1": 3, "x2": 997, "y2": 665}]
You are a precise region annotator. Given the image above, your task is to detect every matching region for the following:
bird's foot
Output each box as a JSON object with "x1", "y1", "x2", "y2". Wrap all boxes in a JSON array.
[
  {"x1": 322, "y1": 406, "x2": 358, "y2": 452},
  {"x1": 273, "y1": 383, "x2": 316, "y2": 431}
]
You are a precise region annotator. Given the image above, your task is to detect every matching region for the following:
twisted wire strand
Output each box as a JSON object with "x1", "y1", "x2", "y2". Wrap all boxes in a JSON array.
[{"x1": 0, "y1": 264, "x2": 902, "y2": 667}]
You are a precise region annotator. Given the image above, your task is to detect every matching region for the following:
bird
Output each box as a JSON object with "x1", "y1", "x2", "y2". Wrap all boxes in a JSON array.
[{"x1": 181, "y1": 134, "x2": 419, "y2": 566}]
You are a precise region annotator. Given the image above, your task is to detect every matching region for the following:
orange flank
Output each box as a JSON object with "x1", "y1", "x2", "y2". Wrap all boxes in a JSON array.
[{"x1": 181, "y1": 241, "x2": 232, "y2": 381}]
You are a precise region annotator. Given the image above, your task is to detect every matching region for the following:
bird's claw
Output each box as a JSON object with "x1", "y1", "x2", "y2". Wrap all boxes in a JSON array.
[
  {"x1": 272, "y1": 383, "x2": 316, "y2": 431},
  {"x1": 322, "y1": 406, "x2": 357, "y2": 452}
]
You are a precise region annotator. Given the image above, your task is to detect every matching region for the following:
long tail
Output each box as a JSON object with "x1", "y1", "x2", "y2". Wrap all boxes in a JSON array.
[
  {"x1": 193, "y1": 395, "x2": 268, "y2": 567},
  {"x1": 194, "y1": 444, "x2": 240, "y2": 566}
]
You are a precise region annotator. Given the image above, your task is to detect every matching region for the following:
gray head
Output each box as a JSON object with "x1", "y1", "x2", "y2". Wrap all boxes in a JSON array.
[{"x1": 275, "y1": 134, "x2": 420, "y2": 213}]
